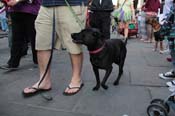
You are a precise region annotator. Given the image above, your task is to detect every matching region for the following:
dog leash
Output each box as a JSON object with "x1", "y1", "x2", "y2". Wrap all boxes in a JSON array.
[
  {"x1": 37, "y1": 8, "x2": 56, "y2": 101},
  {"x1": 64, "y1": 0, "x2": 85, "y2": 29}
]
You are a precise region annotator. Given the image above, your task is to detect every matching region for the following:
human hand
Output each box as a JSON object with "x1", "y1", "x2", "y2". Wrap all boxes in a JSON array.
[
  {"x1": 114, "y1": 5, "x2": 118, "y2": 9},
  {"x1": 7, "y1": 0, "x2": 19, "y2": 6}
]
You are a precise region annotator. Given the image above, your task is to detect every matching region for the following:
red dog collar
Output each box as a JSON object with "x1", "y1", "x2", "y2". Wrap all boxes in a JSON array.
[{"x1": 89, "y1": 44, "x2": 105, "y2": 54}]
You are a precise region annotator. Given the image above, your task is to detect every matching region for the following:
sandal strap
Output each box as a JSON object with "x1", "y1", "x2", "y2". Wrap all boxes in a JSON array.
[
  {"x1": 28, "y1": 87, "x2": 39, "y2": 90},
  {"x1": 68, "y1": 83, "x2": 84, "y2": 89},
  {"x1": 68, "y1": 85, "x2": 81, "y2": 89}
]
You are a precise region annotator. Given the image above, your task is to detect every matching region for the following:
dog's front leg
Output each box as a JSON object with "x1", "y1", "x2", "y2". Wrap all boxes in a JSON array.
[
  {"x1": 101, "y1": 67, "x2": 113, "y2": 90},
  {"x1": 92, "y1": 66, "x2": 100, "y2": 91}
]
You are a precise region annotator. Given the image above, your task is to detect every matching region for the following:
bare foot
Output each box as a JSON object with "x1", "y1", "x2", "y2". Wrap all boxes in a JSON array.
[{"x1": 23, "y1": 81, "x2": 51, "y2": 94}]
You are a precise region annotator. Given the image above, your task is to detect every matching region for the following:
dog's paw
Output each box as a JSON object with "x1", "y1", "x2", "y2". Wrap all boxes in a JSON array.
[
  {"x1": 113, "y1": 81, "x2": 119, "y2": 86},
  {"x1": 93, "y1": 86, "x2": 100, "y2": 91},
  {"x1": 101, "y1": 84, "x2": 108, "y2": 90}
]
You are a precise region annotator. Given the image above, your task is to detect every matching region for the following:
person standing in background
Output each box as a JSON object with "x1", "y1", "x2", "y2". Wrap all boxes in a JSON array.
[
  {"x1": 137, "y1": 3, "x2": 147, "y2": 41},
  {"x1": 88, "y1": 0, "x2": 114, "y2": 40},
  {"x1": 115, "y1": 0, "x2": 136, "y2": 41},
  {"x1": 158, "y1": 0, "x2": 173, "y2": 54},
  {"x1": 0, "y1": 0, "x2": 41, "y2": 70},
  {"x1": 142, "y1": 0, "x2": 160, "y2": 43},
  {"x1": 159, "y1": 1, "x2": 175, "y2": 92}
]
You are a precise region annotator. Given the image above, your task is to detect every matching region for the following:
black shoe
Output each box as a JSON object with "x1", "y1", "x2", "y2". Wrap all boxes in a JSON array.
[{"x1": 0, "y1": 64, "x2": 19, "y2": 71}]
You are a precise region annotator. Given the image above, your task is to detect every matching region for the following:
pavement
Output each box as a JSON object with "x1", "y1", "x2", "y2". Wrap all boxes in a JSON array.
[{"x1": 0, "y1": 32, "x2": 174, "y2": 116}]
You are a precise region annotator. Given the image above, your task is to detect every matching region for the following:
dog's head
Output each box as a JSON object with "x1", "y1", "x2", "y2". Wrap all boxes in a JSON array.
[
  {"x1": 71, "y1": 28, "x2": 102, "y2": 46},
  {"x1": 146, "y1": 18, "x2": 161, "y2": 31}
]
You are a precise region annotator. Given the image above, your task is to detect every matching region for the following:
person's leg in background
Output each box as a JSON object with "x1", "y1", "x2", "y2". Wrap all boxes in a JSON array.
[
  {"x1": 159, "y1": 40, "x2": 164, "y2": 53},
  {"x1": 24, "y1": 13, "x2": 38, "y2": 64},
  {"x1": 166, "y1": 38, "x2": 175, "y2": 92},
  {"x1": 140, "y1": 11, "x2": 147, "y2": 41},
  {"x1": 101, "y1": 11, "x2": 111, "y2": 40},
  {"x1": 144, "y1": 22, "x2": 153, "y2": 43},
  {"x1": 90, "y1": 11, "x2": 110, "y2": 40},
  {"x1": 2, "y1": 12, "x2": 26, "y2": 69},
  {"x1": 89, "y1": 12, "x2": 101, "y2": 32},
  {"x1": 21, "y1": 38, "x2": 29, "y2": 57},
  {"x1": 159, "y1": 38, "x2": 175, "y2": 82},
  {"x1": 1, "y1": 18, "x2": 8, "y2": 32},
  {"x1": 124, "y1": 21, "x2": 129, "y2": 40}
]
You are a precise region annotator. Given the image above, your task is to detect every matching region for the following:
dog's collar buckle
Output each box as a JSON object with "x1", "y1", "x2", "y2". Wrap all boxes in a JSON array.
[{"x1": 89, "y1": 44, "x2": 105, "y2": 54}]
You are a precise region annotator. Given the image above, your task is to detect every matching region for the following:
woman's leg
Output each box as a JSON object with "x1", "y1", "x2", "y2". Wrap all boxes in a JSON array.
[
  {"x1": 124, "y1": 22, "x2": 129, "y2": 39},
  {"x1": 145, "y1": 23, "x2": 153, "y2": 43}
]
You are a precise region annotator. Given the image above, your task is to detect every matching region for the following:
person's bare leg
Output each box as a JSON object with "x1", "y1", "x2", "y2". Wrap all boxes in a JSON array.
[
  {"x1": 159, "y1": 41, "x2": 164, "y2": 54},
  {"x1": 145, "y1": 24, "x2": 152, "y2": 43},
  {"x1": 64, "y1": 53, "x2": 83, "y2": 94},
  {"x1": 23, "y1": 50, "x2": 52, "y2": 93},
  {"x1": 124, "y1": 22, "x2": 129, "y2": 39},
  {"x1": 160, "y1": 41, "x2": 164, "y2": 51},
  {"x1": 154, "y1": 41, "x2": 158, "y2": 51}
]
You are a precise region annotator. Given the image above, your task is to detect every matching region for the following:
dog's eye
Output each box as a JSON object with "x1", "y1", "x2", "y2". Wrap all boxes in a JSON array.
[{"x1": 93, "y1": 32, "x2": 98, "y2": 37}]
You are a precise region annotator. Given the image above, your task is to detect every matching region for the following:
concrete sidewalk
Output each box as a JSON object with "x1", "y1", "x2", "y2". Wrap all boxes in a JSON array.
[{"x1": 0, "y1": 34, "x2": 174, "y2": 116}]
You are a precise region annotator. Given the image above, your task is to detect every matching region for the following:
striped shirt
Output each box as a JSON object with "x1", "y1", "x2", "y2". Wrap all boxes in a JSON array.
[{"x1": 42, "y1": 0, "x2": 88, "y2": 7}]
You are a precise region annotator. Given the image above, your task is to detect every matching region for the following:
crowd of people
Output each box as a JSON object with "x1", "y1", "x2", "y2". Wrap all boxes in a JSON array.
[
  {"x1": 0, "y1": 0, "x2": 175, "y2": 98},
  {"x1": 137, "y1": 0, "x2": 175, "y2": 93}
]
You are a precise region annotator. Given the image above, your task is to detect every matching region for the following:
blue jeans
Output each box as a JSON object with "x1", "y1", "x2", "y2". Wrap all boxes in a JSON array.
[{"x1": 0, "y1": 18, "x2": 8, "y2": 31}]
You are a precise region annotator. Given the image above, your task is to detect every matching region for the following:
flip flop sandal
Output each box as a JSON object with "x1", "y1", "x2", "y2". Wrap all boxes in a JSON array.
[
  {"x1": 63, "y1": 83, "x2": 84, "y2": 96},
  {"x1": 22, "y1": 87, "x2": 51, "y2": 98}
]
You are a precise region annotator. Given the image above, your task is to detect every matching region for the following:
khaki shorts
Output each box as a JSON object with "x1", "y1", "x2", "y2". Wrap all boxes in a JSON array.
[{"x1": 35, "y1": 6, "x2": 86, "y2": 54}]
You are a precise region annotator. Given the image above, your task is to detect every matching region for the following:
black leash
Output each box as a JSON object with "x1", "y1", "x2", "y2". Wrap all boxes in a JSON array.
[{"x1": 37, "y1": 8, "x2": 56, "y2": 101}]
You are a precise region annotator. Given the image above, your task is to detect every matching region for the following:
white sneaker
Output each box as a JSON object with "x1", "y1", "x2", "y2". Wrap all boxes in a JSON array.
[
  {"x1": 161, "y1": 49, "x2": 170, "y2": 53},
  {"x1": 169, "y1": 86, "x2": 175, "y2": 92},
  {"x1": 159, "y1": 71, "x2": 175, "y2": 80},
  {"x1": 159, "y1": 50, "x2": 164, "y2": 54},
  {"x1": 166, "y1": 80, "x2": 175, "y2": 87}
]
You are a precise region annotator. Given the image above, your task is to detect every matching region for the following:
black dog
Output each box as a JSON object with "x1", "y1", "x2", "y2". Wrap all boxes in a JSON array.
[{"x1": 71, "y1": 28, "x2": 127, "y2": 90}]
